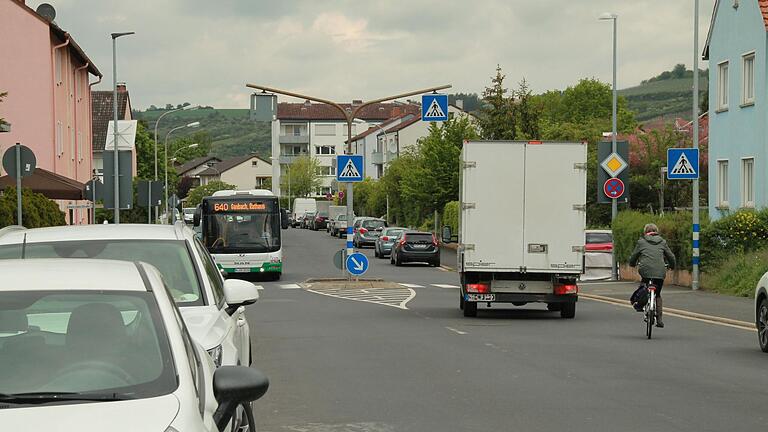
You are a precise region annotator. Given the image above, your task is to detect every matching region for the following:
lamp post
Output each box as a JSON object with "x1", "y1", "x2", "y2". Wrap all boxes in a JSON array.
[
  {"x1": 154, "y1": 106, "x2": 199, "y2": 221},
  {"x1": 245, "y1": 84, "x2": 451, "y2": 269},
  {"x1": 110, "y1": 31, "x2": 134, "y2": 224},
  {"x1": 164, "y1": 122, "x2": 200, "y2": 223},
  {"x1": 599, "y1": 12, "x2": 618, "y2": 280}
]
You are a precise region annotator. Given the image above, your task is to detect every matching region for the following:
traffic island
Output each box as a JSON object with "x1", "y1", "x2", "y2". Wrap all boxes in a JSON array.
[{"x1": 302, "y1": 278, "x2": 401, "y2": 290}]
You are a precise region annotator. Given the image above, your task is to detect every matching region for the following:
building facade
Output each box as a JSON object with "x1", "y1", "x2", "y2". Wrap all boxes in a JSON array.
[
  {"x1": 704, "y1": 0, "x2": 768, "y2": 219},
  {"x1": 198, "y1": 154, "x2": 272, "y2": 191},
  {"x1": 91, "y1": 86, "x2": 134, "y2": 180}
]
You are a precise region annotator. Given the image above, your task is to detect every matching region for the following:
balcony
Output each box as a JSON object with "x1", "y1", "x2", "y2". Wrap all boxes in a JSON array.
[
  {"x1": 371, "y1": 151, "x2": 385, "y2": 165},
  {"x1": 278, "y1": 154, "x2": 309, "y2": 164},
  {"x1": 279, "y1": 134, "x2": 310, "y2": 144}
]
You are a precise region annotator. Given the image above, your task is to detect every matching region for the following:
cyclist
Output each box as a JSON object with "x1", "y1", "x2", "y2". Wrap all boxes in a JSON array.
[{"x1": 628, "y1": 223, "x2": 676, "y2": 328}]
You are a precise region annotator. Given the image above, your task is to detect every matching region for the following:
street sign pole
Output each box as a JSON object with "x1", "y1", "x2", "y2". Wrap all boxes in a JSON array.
[
  {"x1": 692, "y1": 0, "x2": 701, "y2": 290},
  {"x1": 610, "y1": 15, "x2": 619, "y2": 281},
  {"x1": 346, "y1": 120, "x2": 354, "y2": 279},
  {"x1": 15, "y1": 143, "x2": 21, "y2": 226},
  {"x1": 147, "y1": 182, "x2": 152, "y2": 224}
]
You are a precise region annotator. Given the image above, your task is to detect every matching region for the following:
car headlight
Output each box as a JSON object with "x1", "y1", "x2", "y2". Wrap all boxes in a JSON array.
[{"x1": 206, "y1": 344, "x2": 223, "y2": 368}]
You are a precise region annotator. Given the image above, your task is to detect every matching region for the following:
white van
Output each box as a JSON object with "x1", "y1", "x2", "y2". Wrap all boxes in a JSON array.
[{"x1": 291, "y1": 198, "x2": 317, "y2": 228}]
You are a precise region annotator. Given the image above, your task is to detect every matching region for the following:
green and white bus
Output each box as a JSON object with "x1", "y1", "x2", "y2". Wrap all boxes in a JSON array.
[{"x1": 197, "y1": 189, "x2": 282, "y2": 280}]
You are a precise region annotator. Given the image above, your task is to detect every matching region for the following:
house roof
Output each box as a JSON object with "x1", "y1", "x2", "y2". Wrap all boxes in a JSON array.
[
  {"x1": 177, "y1": 156, "x2": 221, "y2": 176},
  {"x1": 198, "y1": 154, "x2": 272, "y2": 176},
  {"x1": 704, "y1": 0, "x2": 768, "y2": 59},
  {"x1": 378, "y1": 115, "x2": 421, "y2": 135},
  {"x1": 10, "y1": 0, "x2": 102, "y2": 77},
  {"x1": 91, "y1": 91, "x2": 132, "y2": 152},
  {"x1": 278, "y1": 102, "x2": 418, "y2": 121},
  {"x1": 346, "y1": 113, "x2": 415, "y2": 143},
  {"x1": 0, "y1": 167, "x2": 85, "y2": 200}
]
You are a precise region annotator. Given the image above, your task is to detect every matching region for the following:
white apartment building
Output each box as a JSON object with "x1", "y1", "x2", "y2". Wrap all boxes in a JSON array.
[
  {"x1": 348, "y1": 113, "x2": 416, "y2": 180},
  {"x1": 271, "y1": 101, "x2": 419, "y2": 197}
]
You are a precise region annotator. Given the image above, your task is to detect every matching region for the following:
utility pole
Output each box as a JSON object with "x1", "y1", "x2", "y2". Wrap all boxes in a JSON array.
[
  {"x1": 245, "y1": 83, "x2": 451, "y2": 270},
  {"x1": 110, "y1": 31, "x2": 134, "y2": 223},
  {"x1": 692, "y1": 0, "x2": 701, "y2": 290}
]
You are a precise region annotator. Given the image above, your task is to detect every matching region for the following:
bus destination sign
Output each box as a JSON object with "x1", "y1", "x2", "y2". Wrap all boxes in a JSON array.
[{"x1": 213, "y1": 202, "x2": 266, "y2": 212}]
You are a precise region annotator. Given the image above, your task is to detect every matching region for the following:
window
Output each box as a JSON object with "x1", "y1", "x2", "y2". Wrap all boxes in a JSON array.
[
  {"x1": 77, "y1": 131, "x2": 83, "y2": 162},
  {"x1": 717, "y1": 61, "x2": 729, "y2": 111},
  {"x1": 741, "y1": 158, "x2": 755, "y2": 208},
  {"x1": 251, "y1": 160, "x2": 259, "y2": 167},
  {"x1": 318, "y1": 166, "x2": 333, "y2": 176},
  {"x1": 316, "y1": 187, "x2": 331, "y2": 196},
  {"x1": 742, "y1": 53, "x2": 755, "y2": 105},
  {"x1": 717, "y1": 160, "x2": 729, "y2": 208},
  {"x1": 70, "y1": 127, "x2": 75, "y2": 161},
  {"x1": 342, "y1": 124, "x2": 357, "y2": 136},
  {"x1": 55, "y1": 49, "x2": 62, "y2": 84},
  {"x1": 315, "y1": 145, "x2": 336, "y2": 155},
  {"x1": 56, "y1": 121, "x2": 63, "y2": 156},
  {"x1": 315, "y1": 124, "x2": 335, "y2": 136}
]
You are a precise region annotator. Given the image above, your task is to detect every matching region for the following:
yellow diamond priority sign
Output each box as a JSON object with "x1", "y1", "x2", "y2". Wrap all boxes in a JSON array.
[{"x1": 600, "y1": 152, "x2": 628, "y2": 177}]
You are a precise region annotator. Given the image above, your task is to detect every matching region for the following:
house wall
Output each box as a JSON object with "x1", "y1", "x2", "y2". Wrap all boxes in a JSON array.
[
  {"x1": 708, "y1": 0, "x2": 768, "y2": 219},
  {"x1": 220, "y1": 157, "x2": 273, "y2": 190}
]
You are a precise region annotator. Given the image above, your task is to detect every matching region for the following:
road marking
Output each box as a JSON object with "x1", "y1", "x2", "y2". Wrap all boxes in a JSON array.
[
  {"x1": 580, "y1": 293, "x2": 756, "y2": 332},
  {"x1": 432, "y1": 284, "x2": 459, "y2": 289},
  {"x1": 439, "y1": 265, "x2": 456, "y2": 272},
  {"x1": 306, "y1": 287, "x2": 416, "y2": 310},
  {"x1": 445, "y1": 326, "x2": 467, "y2": 335},
  {"x1": 399, "y1": 283, "x2": 424, "y2": 288},
  {"x1": 280, "y1": 284, "x2": 302, "y2": 289}
]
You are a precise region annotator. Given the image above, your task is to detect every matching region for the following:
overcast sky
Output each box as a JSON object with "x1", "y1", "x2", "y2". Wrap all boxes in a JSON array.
[{"x1": 45, "y1": 0, "x2": 715, "y2": 109}]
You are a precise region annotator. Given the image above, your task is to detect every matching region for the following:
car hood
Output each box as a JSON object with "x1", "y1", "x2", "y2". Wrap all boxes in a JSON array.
[
  {"x1": 180, "y1": 305, "x2": 230, "y2": 350},
  {"x1": 1, "y1": 394, "x2": 180, "y2": 431}
]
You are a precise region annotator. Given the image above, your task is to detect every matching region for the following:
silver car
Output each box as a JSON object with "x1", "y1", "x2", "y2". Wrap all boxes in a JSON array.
[
  {"x1": 374, "y1": 227, "x2": 406, "y2": 258},
  {"x1": 755, "y1": 273, "x2": 768, "y2": 352}
]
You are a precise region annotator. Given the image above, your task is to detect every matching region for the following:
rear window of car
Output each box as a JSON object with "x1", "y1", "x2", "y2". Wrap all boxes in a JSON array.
[
  {"x1": 384, "y1": 228, "x2": 405, "y2": 237},
  {"x1": 362, "y1": 220, "x2": 385, "y2": 229},
  {"x1": 586, "y1": 232, "x2": 613, "y2": 244},
  {"x1": 405, "y1": 233, "x2": 433, "y2": 243}
]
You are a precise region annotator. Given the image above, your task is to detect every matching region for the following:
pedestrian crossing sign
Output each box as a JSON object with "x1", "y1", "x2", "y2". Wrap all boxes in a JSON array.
[
  {"x1": 421, "y1": 94, "x2": 449, "y2": 121},
  {"x1": 336, "y1": 155, "x2": 364, "y2": 182},
  {"x1": 667, "y1": 148, "x2": 699, "y2": 180}
]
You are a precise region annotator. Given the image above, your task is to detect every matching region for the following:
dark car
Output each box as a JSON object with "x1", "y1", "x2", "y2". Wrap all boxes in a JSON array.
[
  {"x1": 390, "y1": 231, "x2": 440, "y2": 267},
  {"x1": 311, "y1": 212, "x2": 329, "y2": 231},
  {"x1": 280, "y1": 208, "x2": 291, "y2": 229},
  {"x1": 374, "y1": 227, "x2": 406, "y2": 258},
  {"x1": 353, "y1": 218, "x2": 387, "y2": 248}
]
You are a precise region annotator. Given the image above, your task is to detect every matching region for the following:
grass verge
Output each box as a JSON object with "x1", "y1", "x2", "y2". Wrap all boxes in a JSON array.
[{"x1": 702, "y1": 248, "x2": 768, "y2": 298}]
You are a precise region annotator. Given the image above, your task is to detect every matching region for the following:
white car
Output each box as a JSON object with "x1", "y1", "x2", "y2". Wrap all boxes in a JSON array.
[
  {"x1": 755, "y1": 276, "x2": 768, "y2": 352},
  {"x1": 0, "y1": 259, "x2": 268, "y2": 431},
  {"x1": 0, "y1": 224, "x2": 254, "y2": 376}
]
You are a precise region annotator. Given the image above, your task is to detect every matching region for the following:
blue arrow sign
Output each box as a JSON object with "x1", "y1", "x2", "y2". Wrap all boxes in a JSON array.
[
  {"x1": 667, "y1": 148, "x2": 699, "y2": 180},
  {"x1": 336, "y1": 155, "x2": 364, "y2": 182},
  {"x1": 346, "y1": 252, "x2": 369, "y2": 276},
  {"x1": 422, "y1": 94, "x2": 449, "y2": 121}
]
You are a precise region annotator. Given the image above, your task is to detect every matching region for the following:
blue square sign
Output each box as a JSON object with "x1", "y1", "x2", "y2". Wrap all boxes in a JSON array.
[
  {"x1": 667, "y1": 148, "x2": 699, "y2": 180},
  {"x1": 422, "y1": 94, "x2": 449, "y2": 122},
  {"x1": 336, "y1": 155, "x2": 364, "y2": 182}
]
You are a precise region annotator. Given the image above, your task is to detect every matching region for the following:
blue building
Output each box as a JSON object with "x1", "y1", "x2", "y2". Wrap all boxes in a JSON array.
[{"x1": 704, "y1": 0, "x2": 768, "y2": 219}]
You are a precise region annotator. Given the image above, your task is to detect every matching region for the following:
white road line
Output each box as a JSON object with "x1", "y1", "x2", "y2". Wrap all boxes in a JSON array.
[
  {"x1": 306, "y1": 287, "x2": 416, "y2": 310},
  {"x1": 399, "y1": 283, "x2": 424, "y2": 288},
  {"x1": 280, "y1": 284, "x2": 302, "y2": 289},
  {"x1": 445, "y1": 326, "x2": 468, "y2": 335},
  {"x1": 432, "y1": 284, "x2": 459, "y2": 289}
]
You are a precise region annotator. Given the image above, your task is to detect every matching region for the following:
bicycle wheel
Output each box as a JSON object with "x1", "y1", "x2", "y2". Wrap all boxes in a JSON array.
[{"x1": 646, "y1": 308, "x2": 653, "y2": 339}]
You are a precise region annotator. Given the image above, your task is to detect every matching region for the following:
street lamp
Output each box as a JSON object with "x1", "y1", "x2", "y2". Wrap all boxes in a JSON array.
[
  {"x1": 110, "y1": 31, "x2": 134, "y2": 224},
  {"x1": 599, "y1": 12, "x2": 618, "y2": 280},
  {"x1": 164, "y1": 123, "x2": 200, "y2": 223},
  {"x1": 153, "y1": 105, "x2": 199, "y2": 223},
  {"x1": 269, "y1": 156, "x2": 289, "y2": 210}
]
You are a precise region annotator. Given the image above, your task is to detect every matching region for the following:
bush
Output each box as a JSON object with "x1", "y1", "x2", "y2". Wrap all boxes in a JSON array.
[
  {"x1": 701, "y1": 248, "x2": 768, "y2": 298},
  {"x1": 442, "y1": 201, "x2": 459, "y2": 236},
  {"x1": 0, "y1": 187, "x2": 66, "y2": 228},
  {"x1": 700, "y1": 209, "x2": 768, "y2": 271},
  {"x1": 613, "y1": 210, "x2": 694, "y2": 271}
]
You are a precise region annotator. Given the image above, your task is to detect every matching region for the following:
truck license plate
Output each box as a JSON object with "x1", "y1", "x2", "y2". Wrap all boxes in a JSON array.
[
  {"x1": 234, "y1": 268, "x2": 250, "y2": 273},
  {"x1": 466, "y1": 294, "x2": 495, "y2": 302}
]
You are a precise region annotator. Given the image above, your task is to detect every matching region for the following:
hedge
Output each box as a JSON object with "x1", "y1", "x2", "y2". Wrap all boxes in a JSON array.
[
  {"x1": 442, "y1": 201, "x2": 459, "y2": 237},
  {"x1": 612, "y1": 210, "x2": 693, "y2": 271},
  {"x1": 699, "y1": 209, "x2": 768, "y2": 271},
  {"x1": 701, "y1": 248, "x2": 768, "y2": 298},
  {"x1": 0, "y1": 187, "x2": 66, "y2": 228}
]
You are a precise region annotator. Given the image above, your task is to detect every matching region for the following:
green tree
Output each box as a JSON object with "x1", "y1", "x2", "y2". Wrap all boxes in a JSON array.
[
  {"x1": 283, "y1": 156, "x2": 321, "y2": 198},
  {"x1": 477, "y1": 65, "x2": 516, "y2": 140},
  {"x1": 134, "y1": 121, "x2": 155, "y2": 180},
  {"x1": 186, "y1": 181, "x2": 236, "y2": 207},
  {"x1": 515, "y1": 79, "x2": 540, "y2": 139}
]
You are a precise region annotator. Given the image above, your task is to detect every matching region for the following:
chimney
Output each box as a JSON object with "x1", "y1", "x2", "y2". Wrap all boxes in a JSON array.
[
  {"x1": 352, "y1": 99, "x2": 363, "y2": 106},
  {"x1": 116, "y1": 82, "x2": 127, "y2": 93}
]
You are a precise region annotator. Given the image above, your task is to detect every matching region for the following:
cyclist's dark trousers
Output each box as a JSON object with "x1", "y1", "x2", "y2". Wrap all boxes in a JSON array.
[{"x1": 642, "y1": 278, "x2": 664, "y2": 298}]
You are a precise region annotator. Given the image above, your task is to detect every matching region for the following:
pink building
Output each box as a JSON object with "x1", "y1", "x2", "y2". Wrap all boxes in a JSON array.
[{"x1": 0, "y1": 0, "x2": 102, "y2": 224}]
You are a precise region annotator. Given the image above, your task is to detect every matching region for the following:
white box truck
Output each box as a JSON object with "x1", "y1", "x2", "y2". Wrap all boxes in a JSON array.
[
  {"x1": 291, "y1": 198, "x2": 316, "y2": 228},
  {"x1": 458, "y1": 140, "x2": 587, "y2": 318}
]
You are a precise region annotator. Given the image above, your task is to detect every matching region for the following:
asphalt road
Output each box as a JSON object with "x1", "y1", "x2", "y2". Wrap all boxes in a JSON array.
[{"x1": 245, "y1": 227, "x2": 766, "y2": 432}]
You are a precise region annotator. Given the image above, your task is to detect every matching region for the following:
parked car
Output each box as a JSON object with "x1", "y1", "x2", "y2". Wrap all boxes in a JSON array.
[
  {"x1": 755, "y1": 275, "x2": 768, "y2": 352},
  {"x1": 291, "y1": 198, "x2": 316, "y2": 228},
  {"x1": 0, "y1": 258, "x2": 268, "y2": 432},
  {"x1": 0, "y1": 224, "x2": 255, "y2": 388},
  {"x1": 585, "y1": 229, "x2": 613, "y2": 252},
  {"x1": 183, "y1": 207, "x2": 196, "y2": 224},
  {"x1": 390, "y1": 231, "x2": 441, "y2": 267},
  {"x1": 301, "y1": 211, "x2": 316, "y2": 229},
  {"x1": 311, "y1": 211, "x2": 329, "y2": 231},
  {"x1": 331, "y1": 213, "x2": 356, "y2": 238},
  {"x1": 375, "y1": 227, "x2": 406, "y2": 258},
  {"x1": 353, "y1": 218, "x2": 387, "y2": 248},
  {"x1": 280, "y1": 208, "x2": 291, "y2": 229}
]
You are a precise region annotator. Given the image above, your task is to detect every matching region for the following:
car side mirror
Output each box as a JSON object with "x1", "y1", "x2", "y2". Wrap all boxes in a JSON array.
[
  {"x1": 212, "y1": 366, "x2": 269, "y2": 431},
  {"x1": 193, "y1": 207, "x2": 201, "y2": 227},
  {"x1": 442, "y1": 226, "x2": 452, "y2": 244},
  {"x1": 223, "y1": 279, "x2": 260, "y2": 314}
]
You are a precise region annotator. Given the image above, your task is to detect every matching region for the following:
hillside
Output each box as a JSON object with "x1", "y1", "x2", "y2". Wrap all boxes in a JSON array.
[
  {"x1": 133, "y1": 108, "x2": 272, "y2": 160},
  {"x1": 619, "y1": 66, "x2": 708, "y2": 123}
]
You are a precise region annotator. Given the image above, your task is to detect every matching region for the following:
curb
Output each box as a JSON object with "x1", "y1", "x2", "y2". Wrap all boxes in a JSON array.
[{"x1": 580, "y1": 293, "x2": 755, "y2": 331}]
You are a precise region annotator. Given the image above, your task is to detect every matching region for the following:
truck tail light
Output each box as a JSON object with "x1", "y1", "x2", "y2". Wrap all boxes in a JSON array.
[
  {"x1": 466, "y1": 283, "x2": 490, "y2": 293},
  {"x1": 554, "y1": 283, "x2": 578, "y2": 295}
]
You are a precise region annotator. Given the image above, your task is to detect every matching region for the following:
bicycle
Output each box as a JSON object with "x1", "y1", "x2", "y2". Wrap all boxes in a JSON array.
[{"x1": 643, "y1": 283, "x2": 658, "y2": 339}]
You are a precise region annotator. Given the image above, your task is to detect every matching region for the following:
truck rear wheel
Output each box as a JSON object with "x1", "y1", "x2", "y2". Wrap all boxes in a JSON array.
[
  {"x1": 560, "y1": 302, "x2": 576, "y2": 319},
  {"x1": 463, "y1": 301, "x2": 477, "y2": 317}
]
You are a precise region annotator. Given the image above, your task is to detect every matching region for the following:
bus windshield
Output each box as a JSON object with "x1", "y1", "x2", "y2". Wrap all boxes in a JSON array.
[{"x1": 204, "y1": 211, "x2": 281, "y2": 254}]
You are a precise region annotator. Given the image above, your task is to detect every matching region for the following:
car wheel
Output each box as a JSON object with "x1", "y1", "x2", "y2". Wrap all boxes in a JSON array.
[
  {"x1": 390, "y1": 253, "x2": 396, "y2": 265},
  {"x1": 463, "y1": 301, "x2": 477, "y2": 317},
  {"x1": 374, "y1": 247, "x2": 380, "y2": 258},
  {"x1": 560, "y1": 302, "x2": 576, "y2": 319},
  {"x1": 758, "y1": 298, "x2": 768, "y2": 353},
  {"x1": 395, "y1": 254, "x2": 403, "y2": 267}
]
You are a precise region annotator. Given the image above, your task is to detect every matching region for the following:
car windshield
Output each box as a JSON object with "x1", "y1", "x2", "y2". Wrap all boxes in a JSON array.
[
  {"x1": 183, "y1": 208, "x2": 195, "y2": 215},
  {"x1": 204, "y1": 213, "x2": 281, "y2": 254},
  {"x1": 0, "y1": 291, "x2": 176, "y2": 401},
  {"x1": 586, "y1": 232, "x2": 613, "y2": 244},
  {"x1": 406, "y1": 233, "x2": 433, "y2": 243},
  {"x1": 0, "y1": 241, "x2": 203, "y2": 306},
  {"x1": 362, "y1": 220, "x2": 386, "y2": 230},
  {"x1": 337, "y1": 214, "x2": 346, "y2": 221},
  {"x1": 383, "y1": 228, "x2": 405, "y2": 237}
]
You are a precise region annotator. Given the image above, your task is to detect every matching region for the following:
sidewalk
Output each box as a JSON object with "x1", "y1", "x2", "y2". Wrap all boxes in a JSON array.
[{"x1": 580, "y1": 281, "x2": 755, "y2": 325}]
